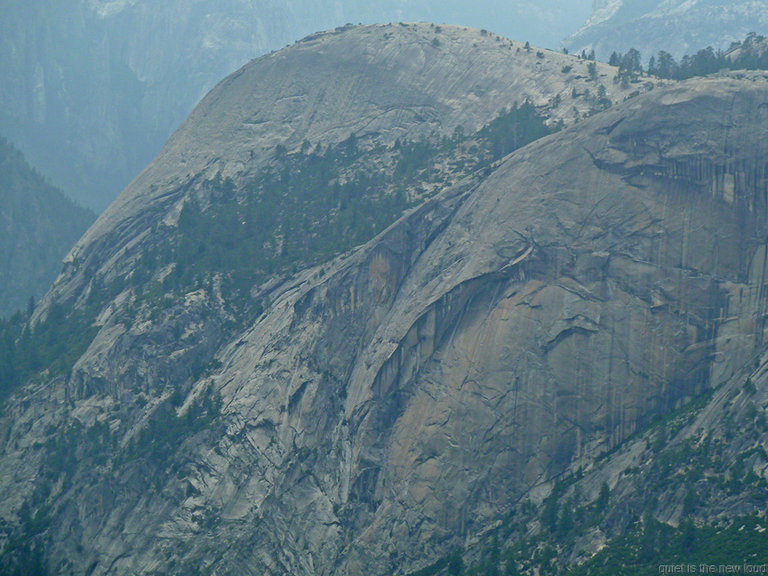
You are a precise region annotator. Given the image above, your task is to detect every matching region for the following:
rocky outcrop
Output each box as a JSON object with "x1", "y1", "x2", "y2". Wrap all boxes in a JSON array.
[
  {"x1": 46, "y1": 23, "x2": 637, "y2": 315},
  {"x1": 188, "y1": 71, "x2": 768, "y2": 575},
  {"x1": 3, "y1": 24, "x2": 768, "y2": 576}
]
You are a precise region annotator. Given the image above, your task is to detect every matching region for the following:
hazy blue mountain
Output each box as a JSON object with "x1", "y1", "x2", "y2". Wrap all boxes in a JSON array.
[
  {"x1": 0, "y1": 0, "x2": 590, "y2": 211},
  {"x1": 564, "y1": 0, "x2": 768, "y2": 61},
  {"x1": 0, "y1": 136, "x2": 94, "y2": 317}
]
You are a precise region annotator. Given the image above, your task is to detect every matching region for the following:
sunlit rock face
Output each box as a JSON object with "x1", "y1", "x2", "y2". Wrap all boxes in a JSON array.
[
  {"x1": 2, "y1": 22, "x2": 768, "y2": 576},
  {"x1": 564, "y1": 0, "x2": 768, "y2": 60}
]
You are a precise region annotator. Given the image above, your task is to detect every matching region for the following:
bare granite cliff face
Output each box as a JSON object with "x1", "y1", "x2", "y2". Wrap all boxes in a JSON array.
[
  {"x1": 3, "y1": 24, "x2": 768, "y2": 576},
  {"x1": 193, "y1": 72, "x2": 768, "y2": 575}
]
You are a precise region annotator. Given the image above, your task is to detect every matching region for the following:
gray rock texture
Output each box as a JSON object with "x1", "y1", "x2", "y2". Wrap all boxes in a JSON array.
[
  {"x1": 50, "y1": 23, "x2": 636, "y2": 311},
  {"x1": 3, "y1": 24, "x2": 768, "y2": 576}
]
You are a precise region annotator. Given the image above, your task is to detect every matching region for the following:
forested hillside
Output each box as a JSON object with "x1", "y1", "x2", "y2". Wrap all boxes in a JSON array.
[{"x1": 0, "y1": 136, "x2": 93, "y2": 317}]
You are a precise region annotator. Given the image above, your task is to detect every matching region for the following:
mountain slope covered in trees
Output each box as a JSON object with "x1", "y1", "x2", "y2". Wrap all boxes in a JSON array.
[{"x1": 0, "y1": 136, "x2": 93, "y2": 318}]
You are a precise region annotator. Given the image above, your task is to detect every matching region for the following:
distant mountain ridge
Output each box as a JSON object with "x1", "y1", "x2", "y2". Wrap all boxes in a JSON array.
[
  {"x1": 0, "y1": 136, "x2": 94, "y2": 317},
  {"x1": 564, "y1": 0, "x2": 768, "y2": 61}
]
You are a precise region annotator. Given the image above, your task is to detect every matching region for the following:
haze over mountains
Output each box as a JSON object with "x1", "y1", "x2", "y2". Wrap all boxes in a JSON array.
[
  {"x1": 4, "y1": 0, "x2": 766, "y2": 214},
  {"x1": 2, "y1": 21, "x2": 768, "y2": 575},
  {"x1": 565, "y1": 0, "x2": 768, "y2": 60},
  {"x1": 0, "y1": 137, "x2": 94, "y2": 317},
  {"x1": 0, "y1": 0, "x2": 591, "y2": 211}
]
